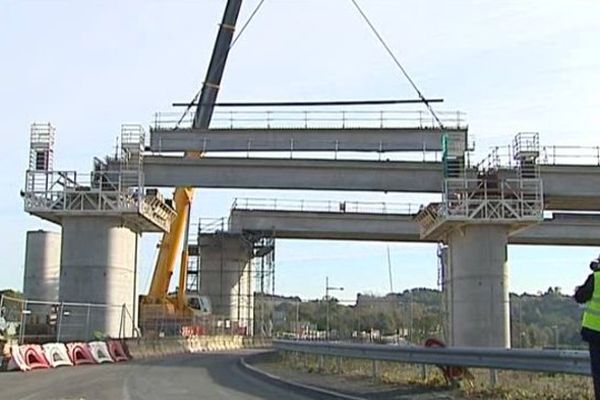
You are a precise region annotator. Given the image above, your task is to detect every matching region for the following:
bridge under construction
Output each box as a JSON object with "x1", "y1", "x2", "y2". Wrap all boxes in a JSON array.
[
  {"x1": 19, "y1": 0, "x2": 600, "y2": 349},
  {"x1": 21, "y1": 112, "x2": 600, "y2": 348}
]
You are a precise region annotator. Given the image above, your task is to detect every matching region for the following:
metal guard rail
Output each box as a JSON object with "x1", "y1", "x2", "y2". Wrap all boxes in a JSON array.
[
  {"x1": 273, "y1": 340, "x2": 591, "y2": 376},
  {"x1": 153, "y1": 109, "x2": 467, "y2": 130},
  {"x1": 230, "y1": 197, "x2": 421, "y2": 215}
]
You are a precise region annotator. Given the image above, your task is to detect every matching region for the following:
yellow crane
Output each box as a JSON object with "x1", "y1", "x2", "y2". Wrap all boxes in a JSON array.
[{"x1": 139, "y1": 0, "x2": 243, "y2": 330}]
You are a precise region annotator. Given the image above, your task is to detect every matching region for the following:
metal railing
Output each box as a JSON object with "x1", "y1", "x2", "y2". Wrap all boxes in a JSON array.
[
  {"x1": 23, "y1": 169, "x2": 143, "y2": 214},
  {"x1": 273, "y1": 340, "x2": 591, "y2": 376},
  {"x1": 415, "y1": 177, "x2": 544, "y2": 239},
  {"x1": 231, "y1": 197, "x2": 421, "y2": 215},
  {"x1": 197, "y1": 217, "x2": 230, "y2": 234},
  {"x1": 152, "y1": 109, "x2": 467, "y2": 130},
  {"x1": 477, "y1": 144, "x2": 600, "y2": 169},
  {"x1": 23, "y1": 169, "x2": 175, "y2": 231},
  {"x1": 541, "y1": 145, "x2": 600, "y2": 166},
  {"x1": 442, "y1": 178, "x2": 544, "y2": 221},
  {"x1": 0, "y1": 295, "x2": 135, "y2": 343}
]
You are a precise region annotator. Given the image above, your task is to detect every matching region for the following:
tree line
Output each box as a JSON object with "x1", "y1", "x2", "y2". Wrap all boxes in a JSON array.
[{"x1": 256, "y1": 287, "x2": 586, "y2": 348}]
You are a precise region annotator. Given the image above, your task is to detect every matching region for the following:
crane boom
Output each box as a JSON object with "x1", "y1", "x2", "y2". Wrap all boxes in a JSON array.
[
  {"x1": 194, "y1": 0, "x2": 243, "y2": 129},
  {"x1": 142, "y1": 0, "x2": 243, "y2": 319}
]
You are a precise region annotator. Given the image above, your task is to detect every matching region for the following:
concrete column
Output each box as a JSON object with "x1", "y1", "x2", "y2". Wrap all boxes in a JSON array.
[
  {"x1": 23, "y1": 230, "x2": 61, "y2": 302},
  {"x1": 59, "y1": 217, "x2": 136, "y2": 340},
  {"x1": 447, "y1": 225, "x2": 510, "y2": 348},
  {"x1": 199, "y1": 234, "x2": 254, "y2": 334}
]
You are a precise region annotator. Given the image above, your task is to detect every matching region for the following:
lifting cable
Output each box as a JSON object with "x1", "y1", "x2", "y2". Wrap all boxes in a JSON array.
[
  {"x1": 350, "y1": 0, "x2": 445, "y2": 128},
  {"x1": 175, "y1": 0, "x2": 266, "y2": 129}
]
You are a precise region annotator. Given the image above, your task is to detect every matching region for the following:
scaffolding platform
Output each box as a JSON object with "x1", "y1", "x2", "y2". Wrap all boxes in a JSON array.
[
  {"x1": 22, "y1": 123, "x2": 176, "y2": 233},
  {"x1": 415, "y1": 133, "x2": 544, "y2": 241}
]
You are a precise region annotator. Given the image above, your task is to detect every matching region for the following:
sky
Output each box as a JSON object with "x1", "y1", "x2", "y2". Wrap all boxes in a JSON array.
[{"x1": 1, "y1": 0, "x2": 599, "y2": 302}]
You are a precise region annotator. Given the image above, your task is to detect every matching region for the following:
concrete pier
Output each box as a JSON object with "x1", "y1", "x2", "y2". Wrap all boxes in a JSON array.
[
  {"x1": 446, "y1": 225, "x2": 510, "y2": 347},
  {"x1": 199, "y1": 234, "x2": 254, "y2": 334},
  {"x1": 59, "y1": 217, "x2": 137, "y2": 340},
  {"x1": 23, "y1": 230, "x2": 62, "y2": 302}
]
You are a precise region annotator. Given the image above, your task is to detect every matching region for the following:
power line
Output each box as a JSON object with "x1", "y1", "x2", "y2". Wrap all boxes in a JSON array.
[{"x1": 350, "y1": 0, "x2": 445, "y2": 129}]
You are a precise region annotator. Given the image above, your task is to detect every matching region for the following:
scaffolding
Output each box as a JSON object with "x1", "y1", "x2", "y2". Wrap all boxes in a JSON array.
[
  {"x1": 250, "y1": 234, "x2": 275, "y2": 336},
  {"x1": 192, "y1": 220, "x2": 276, "y2": 336},
  {"x1": 415, "y1": 132, "x2": 544, "y2": 241},
  {"x1": 29, "y1": 123, "x2": 55, "y2": 171},
  {"x1": 22, "y1": 124, "x2": 176, "y2": 233}
]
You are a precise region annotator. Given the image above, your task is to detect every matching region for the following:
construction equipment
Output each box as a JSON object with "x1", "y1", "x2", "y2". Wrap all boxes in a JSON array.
[{"x1": 139, "y1": 0, "x2": 243, "y2": 333}]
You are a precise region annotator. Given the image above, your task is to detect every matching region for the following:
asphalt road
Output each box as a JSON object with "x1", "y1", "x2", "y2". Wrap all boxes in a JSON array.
[{"x1": 0, "y1": 350, "x2": 320, "y2": 400}]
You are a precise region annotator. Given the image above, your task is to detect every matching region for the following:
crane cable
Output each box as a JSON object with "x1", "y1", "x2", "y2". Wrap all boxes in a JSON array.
[
  {"x1": 175, "y1": 0, "x2": 266, "y2": 129},
  {"x1": 350, "y1": 0, "x2": 445, "y2": 129}
]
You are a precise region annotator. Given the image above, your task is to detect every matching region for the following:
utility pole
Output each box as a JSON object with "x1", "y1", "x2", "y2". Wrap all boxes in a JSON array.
[
  {"x1": 295, "y1": 300, "x2": 300, "y2": 337},
  {"x1": 409, "y1": 289, "x2": 414, "y2": 343},
  {"x1": 325, "y1": 276, "x2": 343, "y2": 340}
]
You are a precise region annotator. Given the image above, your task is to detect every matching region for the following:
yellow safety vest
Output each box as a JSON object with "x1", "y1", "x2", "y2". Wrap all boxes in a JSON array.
[{"x1": 582, "y1": 271, "x2": 600, "y2": 332}]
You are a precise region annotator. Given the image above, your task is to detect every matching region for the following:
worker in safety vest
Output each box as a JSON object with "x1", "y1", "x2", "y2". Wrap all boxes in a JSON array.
[{"x1": 575, "y1": 255, "x2": 600, "y2": 399}]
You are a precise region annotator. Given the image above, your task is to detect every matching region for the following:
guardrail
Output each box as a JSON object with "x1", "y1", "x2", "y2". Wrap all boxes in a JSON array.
[
  {"x1": 196, "y1": 218, "x2": 230, "y2": 234},
  {"x1": 477, "y1": 145, "x2": 600, "y2": 169},
  {"x1": 231, "y1": 197, "x2": 421, "y2": 215},
  {"x1": 152, "y1": 109, "x2": 467, "y2": 130},
  {"x1": 273, "y1": 340, "x2": 591, "y2": 376}
]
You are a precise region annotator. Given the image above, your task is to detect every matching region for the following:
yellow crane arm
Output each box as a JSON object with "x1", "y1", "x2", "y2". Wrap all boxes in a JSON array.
[{"x1": 145, "y1": 187, "x2": 194, "y2": 301}]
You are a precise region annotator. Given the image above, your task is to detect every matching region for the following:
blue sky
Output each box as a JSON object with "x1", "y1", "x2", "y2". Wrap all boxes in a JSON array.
[{"x1": 1, "y1": 0, "x2": 599, "y2": 301}]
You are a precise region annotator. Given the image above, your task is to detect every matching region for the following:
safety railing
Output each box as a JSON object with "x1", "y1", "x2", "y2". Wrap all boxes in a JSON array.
[
  {"x1": 476, "y1": 145, "x2": 515, "y2": 170},
  {"x1": 22, "y1": 169, "x2": 175, "y2": 232},
  {"x1": 273, "y1": 340, "x2": 591, "y2": 376},
  {"x1": 197, "y1": 217, "x2": 230, "y2": 234},
  {"x1": 441, "y1": 178, "x2": 544, "y2": 222},
  {"x1": 23, "y1": 169, "x2": 143, "y2": 214},
  {"x1": 477, "y1": 144, "x2": 600, "y2": 169},
  {"x1": 230, "y1": 197, "x2": 421, "y2": 215},
  {"x1": 152, "y1": 109, "x2": 467, "y2": 130},
  {"x1": 415, "y1": 177, "x2": 544, "y2": 239},
  {"x1": 541, "y1": 145, "x2": 600, "y2": 166}
]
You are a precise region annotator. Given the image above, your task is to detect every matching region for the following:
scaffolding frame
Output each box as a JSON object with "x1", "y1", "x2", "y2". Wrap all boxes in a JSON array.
[
  {"x1": 416, "y1": 133, "x2": 544, "y2": 241},
  {"x1": 23, "y1": 124, "x2": 176, "y2": 233}
]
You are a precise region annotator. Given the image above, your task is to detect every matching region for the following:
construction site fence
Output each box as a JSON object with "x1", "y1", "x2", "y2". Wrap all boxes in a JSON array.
[
  {"x1": 1, "y1": 295, "x2": 262, "y2": 345},
  {"x1": 138, "y1": 312, "x2": 252, "y2": 338},
  {"x1": 0, "y1": 295, "x2": 135, "y2": 344}
]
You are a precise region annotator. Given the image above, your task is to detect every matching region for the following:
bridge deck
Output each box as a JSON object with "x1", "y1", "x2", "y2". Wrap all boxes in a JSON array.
[
  {"x1": 149, "y1": 127, "x2": 466, "y2": 153},
  {"x1": 144, "y1": 156, "x2": 600, "y2": 211},
  {"x1": 221, "y1": 209, "x2": 600, "y2": 246}
]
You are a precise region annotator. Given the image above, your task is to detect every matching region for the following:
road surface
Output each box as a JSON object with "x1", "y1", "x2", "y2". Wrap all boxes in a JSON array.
[{"x1": 0, "y1": 350, "x2": 320, "y2": 400}]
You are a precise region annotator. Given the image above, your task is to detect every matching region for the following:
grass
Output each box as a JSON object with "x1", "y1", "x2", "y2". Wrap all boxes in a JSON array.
[{"x1": 266, "y1": 351, "x2": 594, "y2": 399}]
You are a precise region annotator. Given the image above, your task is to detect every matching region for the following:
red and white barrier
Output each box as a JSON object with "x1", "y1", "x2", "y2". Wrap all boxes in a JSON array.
[
  {"x1": 7, "y1": 345, "x2": 30, "y2": 371},
  {"x1": 42, "y1": 343, "x2": 73, "y2": 368},
  {"x1": 88, "y1": 341, "x2": 114, "y2": 363},
  {"x1": 106, "y1": 340, "x2": 128, "y2": 362},
  {"x1": 6, "y1": 335, "x2": 252, "y2": 372},
  {"x1": 19, "y1": 344, "x2": 50, "y2": 369},
  {"x1": 66, "y1": 342, "x2": 96, "y2": 365}
]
